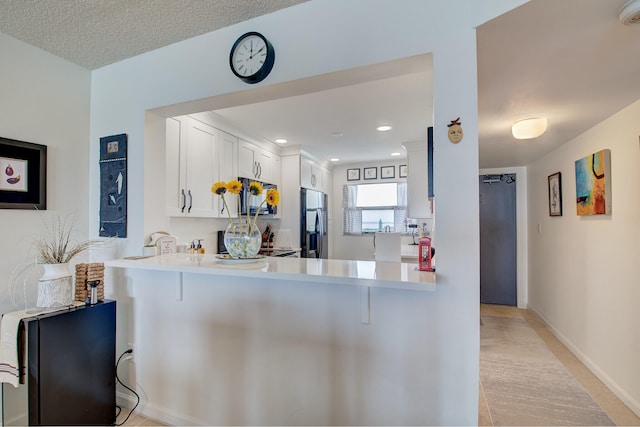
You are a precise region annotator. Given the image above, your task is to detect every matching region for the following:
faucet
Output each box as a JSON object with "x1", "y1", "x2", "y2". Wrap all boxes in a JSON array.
[{"x1": 384, "y1": 225, "x2": 391, "y2": 232}]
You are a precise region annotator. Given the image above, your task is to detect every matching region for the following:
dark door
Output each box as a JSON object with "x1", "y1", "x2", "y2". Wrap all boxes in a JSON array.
[{"x1": 479, "y1": 174, "x2": 517, "y2": 305}]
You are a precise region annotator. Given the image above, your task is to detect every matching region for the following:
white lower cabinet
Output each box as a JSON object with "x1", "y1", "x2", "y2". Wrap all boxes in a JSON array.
[{"x1": 166, "y1": 116, "x2": 237, "y2": 218}]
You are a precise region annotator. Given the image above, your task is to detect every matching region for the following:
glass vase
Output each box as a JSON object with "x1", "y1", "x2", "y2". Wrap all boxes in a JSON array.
[{"x1": 224, "y1": 222, "x2": 261, "y2": 258}]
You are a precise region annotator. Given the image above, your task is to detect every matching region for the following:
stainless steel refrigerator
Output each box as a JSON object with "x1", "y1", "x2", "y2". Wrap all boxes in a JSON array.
[{"x1": 300, "y1": 188, "x2": 328, "y2": 258}]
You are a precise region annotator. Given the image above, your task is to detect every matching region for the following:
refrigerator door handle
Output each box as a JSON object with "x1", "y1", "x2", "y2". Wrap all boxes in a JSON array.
[{"x1": 317, "y1": 209, "x2": 324, "y2": 257}]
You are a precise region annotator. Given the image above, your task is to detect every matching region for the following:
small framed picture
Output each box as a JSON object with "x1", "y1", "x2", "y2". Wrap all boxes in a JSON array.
[
  {"x1": 548, "y1": 172, "x2": 562, "y2": 217},
  {"x1": 381, "y1": 166, "x2": 395, "y2": 179},
  {"x1": 347, "y1": 168, "x2": 360, "y2": 181},
  {"x1": 0, "y1": 137, "x2": 47, "y2": 210},
  {"x1": 399, "y1": 164, "x2": 407, "y2": 178},
  {"x1": 364, "y1": 167, "x2": 377, "y2": 180}
]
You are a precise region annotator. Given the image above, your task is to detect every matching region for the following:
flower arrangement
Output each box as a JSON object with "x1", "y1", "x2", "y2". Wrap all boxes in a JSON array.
[
  {"x1": 211, "y1": 180, "x2": 279, "y2": 230},
  {"x1": 211, "y1": 180, "x2": 279, "y2": 258}
]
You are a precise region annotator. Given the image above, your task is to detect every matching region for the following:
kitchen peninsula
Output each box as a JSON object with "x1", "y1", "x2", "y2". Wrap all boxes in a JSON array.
[
  {"x1": 106, "y1": 253, "x2": 435, "y2": 291},
  {"x1": 105, "y1": 254, "x2": 439, "y2": 425}
]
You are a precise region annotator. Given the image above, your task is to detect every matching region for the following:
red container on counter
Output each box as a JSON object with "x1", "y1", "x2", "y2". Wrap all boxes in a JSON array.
[{"x1": 418, "y1": 236, "x2": 433, "y2": 272}]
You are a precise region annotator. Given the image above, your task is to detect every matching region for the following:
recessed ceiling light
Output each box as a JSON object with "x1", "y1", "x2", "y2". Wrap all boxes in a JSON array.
[
  {"x1": 376, "y1": 125, "x2": 392, "y2": 132},
  {"x1": 390, "y1": 152, "x2": 401, "y2": 157},
  {"x1": 330, "y1": 158, "x2": 340, "y2": 162},
  {"x1": 275, "y1": 138, "x2": 287, "y2": 144}
]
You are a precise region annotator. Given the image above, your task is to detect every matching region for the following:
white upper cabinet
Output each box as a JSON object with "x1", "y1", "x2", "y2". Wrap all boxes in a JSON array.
[
  {"x1": 238, "y1": 139, "x2": 278, "y2": 184},
  {"x1": 402, "y1": 140, "x2": 432, "y2": 219},
  {"x1": 166, "y1": 116, "x2": 237, "y2": 218},
  {"x1": 300, "y1": 157, "x2": 324, "y2": 191},
  {"x1": 217, "y1": 129, "x2": 239, "y2": 218},
  {"x1": 165, "y1": 117, "x2": 185, "y2": 216}
]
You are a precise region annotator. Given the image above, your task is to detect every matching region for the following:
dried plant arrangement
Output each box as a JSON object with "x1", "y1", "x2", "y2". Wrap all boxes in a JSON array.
[{"x1": 34, "y1": 213, "x2": 94, "y2": 264}]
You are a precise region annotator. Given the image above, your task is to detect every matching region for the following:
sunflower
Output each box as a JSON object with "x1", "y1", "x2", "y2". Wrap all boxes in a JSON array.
[
  {"x1": 266, "y1": 188, "x2": 279, "y2": 206},
  {"x1": 227, "y1": 180, "x2": 243, "y2": 194},
  {"x1": 211, "y1": 181, "x2": 227, "y2": 195},
  {"x1": 249, "y1": 181, "x2": 263, "y2": 196}
]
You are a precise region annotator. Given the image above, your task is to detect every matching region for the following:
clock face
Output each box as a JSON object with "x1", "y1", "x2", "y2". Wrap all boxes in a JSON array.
[{"x1": 230, "y1": 32, "x2": 275, "y2": 84}]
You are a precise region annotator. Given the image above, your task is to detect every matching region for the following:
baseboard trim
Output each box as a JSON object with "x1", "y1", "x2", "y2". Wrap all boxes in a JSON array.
[
  {"x1": 528, "y1": 304, "x2": 640, "y2": 418},
  {"x1": 116, "y1": 390, "x2": 202, "y2": 426}
]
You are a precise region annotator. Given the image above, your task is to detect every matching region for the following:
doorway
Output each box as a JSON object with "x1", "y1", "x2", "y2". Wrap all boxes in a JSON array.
[{"x1": 479, "y1": 173, "x2": 517, "y2": 305}]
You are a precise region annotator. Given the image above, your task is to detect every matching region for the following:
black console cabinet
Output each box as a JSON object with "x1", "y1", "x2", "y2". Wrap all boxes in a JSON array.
[{"x1": 25, "y1": 300, "x2": 116, "y2": 426}]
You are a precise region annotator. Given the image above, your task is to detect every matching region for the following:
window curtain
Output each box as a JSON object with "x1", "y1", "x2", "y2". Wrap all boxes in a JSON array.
[
  {"x1": 394, "y1": 182, "x2": 407, "y2": 232},
  {"x1": 342, "y1": 184, "x2": 362, "y2": 235}
]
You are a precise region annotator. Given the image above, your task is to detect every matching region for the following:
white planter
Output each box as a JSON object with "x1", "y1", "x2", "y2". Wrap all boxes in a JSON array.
[{"x1": 37, "y1": 263, "x2": 73, "y2": 308}]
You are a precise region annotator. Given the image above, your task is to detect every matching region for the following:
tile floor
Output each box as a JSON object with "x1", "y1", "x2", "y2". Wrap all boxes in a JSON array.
[
  {"x1": 119, "y1": 304, "x2": 640, "y2": 426},
  {"x1": 119, "y1": 411, "x2": 165, "y2": 426},
  {"x1": 480, "y1": 304, "x2": 640, "y2": 426}
]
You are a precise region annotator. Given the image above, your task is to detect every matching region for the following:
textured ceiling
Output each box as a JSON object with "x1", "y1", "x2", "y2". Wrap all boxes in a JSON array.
[
  {"x1": 0, "y1": 0, "x2": 308, "y2": 69},
  {"x1": 1, "y1": 0, "x2": 639, "y2": 168}
]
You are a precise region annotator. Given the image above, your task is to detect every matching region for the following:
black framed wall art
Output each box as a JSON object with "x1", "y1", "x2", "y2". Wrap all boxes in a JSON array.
[
  {"x1": 548, "y1": 172, "x2": 562, "y2": 216},
  {"x1": 347, "y1": 168, "x2": 360, "y2": 181},
  {"x1": 364, "y1": 167, "x2": 377, "y2": 180},
  {"x1": 0, "y1": 137, "x2": 47, "y2": 209},
  {"x1": 381, "y1": 166, "x2": 395, "y2": 179}
]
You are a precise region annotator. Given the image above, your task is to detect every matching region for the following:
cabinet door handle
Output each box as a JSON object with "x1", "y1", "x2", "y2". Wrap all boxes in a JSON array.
[
  {"x1": 253, "y1": 161, "x2": 258, "y2": 178},
  {"x1": 311, "y1": 174, "x2": 316, "y2": 187},
  {"x1": 257, "y1": 162, "x2": 262, "y2": 179},
  {"x1": 181, "y1": 189, "x2": 186, "y2": 212},
  {"x1": 187, "y1": 190, "x2": 193, "y2": 213}
]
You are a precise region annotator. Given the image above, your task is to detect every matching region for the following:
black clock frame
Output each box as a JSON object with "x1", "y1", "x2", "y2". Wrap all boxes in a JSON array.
[{"x1": 229, "y1": 31, "x2": 275, "y2": 84}]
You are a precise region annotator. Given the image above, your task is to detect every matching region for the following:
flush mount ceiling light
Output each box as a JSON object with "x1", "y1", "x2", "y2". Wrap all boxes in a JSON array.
[
  {"x1": 620, "y1": 0, "x2": 640, "y2": 24},
  {"x1": 376, "y1": 125, "x2": 392, "y2": 132},
  {"x1": 512, "y1": 118, "x2": 547, "y2": 139},
  {"x1": 390, "y1": 152, "x2": 401, "y2": 157},
  {"x1": 329, "y1": 158, "x2": 340, "y2": 162},
  {"x1": 274, "y1": 138, "x2": 287, "y2": 144}
]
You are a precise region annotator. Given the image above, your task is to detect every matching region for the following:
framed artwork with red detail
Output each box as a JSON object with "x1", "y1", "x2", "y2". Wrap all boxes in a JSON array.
[{"x1": 0, "y1": 137, "x2": 47, "y2": 209}]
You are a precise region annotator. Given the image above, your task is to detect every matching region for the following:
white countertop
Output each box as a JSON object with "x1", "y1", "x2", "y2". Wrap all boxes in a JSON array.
[{"x1": 105, "y1": 253, "x2": 436, "y2": 292}]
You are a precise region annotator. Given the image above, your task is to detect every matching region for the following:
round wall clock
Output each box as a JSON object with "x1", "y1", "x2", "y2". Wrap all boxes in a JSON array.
[{"x1": 229, "y1": 32, "x2": 275, "y2": 84}]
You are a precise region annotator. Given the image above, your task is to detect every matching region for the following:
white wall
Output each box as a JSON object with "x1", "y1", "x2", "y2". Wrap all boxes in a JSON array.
[
  {"x1": 527, "y1": 99, "x2": 640, "y2": 415},
  {"x1": 0, "y1": 33, "x2": 91, "y2": 312},
  {"x1": 89, "y1": 0, "x2": 527, "y2": 424}
]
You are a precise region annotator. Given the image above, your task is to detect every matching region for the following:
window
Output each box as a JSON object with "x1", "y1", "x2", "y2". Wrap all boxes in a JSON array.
[{"x1": 343, "y1": 182, "x2": 407, "y2": 235}]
